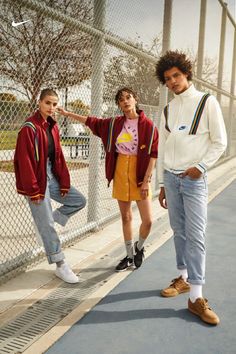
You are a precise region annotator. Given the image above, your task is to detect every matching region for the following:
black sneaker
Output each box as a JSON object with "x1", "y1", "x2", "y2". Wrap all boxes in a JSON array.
[
  {"x1": 134, "y1": 241, "x2": 144, "y2": 268},
  {"x1": 115, "y1": 256, "x2": 134, "y2": 272}
]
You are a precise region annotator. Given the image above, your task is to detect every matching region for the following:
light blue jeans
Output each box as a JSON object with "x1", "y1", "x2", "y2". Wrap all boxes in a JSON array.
[
  {"x1": 28, "y1": 161, "x2": 86, "y2": 264},
  {"x1": 163, "y1": 170, "x2": 208, "y2": 285}
]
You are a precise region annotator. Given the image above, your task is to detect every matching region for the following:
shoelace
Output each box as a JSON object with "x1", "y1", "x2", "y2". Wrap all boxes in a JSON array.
[
  {"x1": 198, "y1": 298, "x2": 211, "y2": 310},
  {"x1": 170, "y1": 277, "x2": 182, "y2": 286}
]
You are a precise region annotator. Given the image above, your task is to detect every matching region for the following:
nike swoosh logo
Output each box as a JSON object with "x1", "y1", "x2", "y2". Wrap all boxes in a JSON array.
[{"x1": 12, "y1": 20, "x2": 31, "y2": 27}]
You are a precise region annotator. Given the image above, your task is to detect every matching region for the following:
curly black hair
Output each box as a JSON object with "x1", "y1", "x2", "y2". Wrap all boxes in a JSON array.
[{"x1": 155, "y1": 50, "x2": 193, "y2": 84}]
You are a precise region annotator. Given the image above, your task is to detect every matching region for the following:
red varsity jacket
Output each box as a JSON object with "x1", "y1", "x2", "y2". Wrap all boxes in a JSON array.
[{"x1": 14, "y1": 111, "x2": 70, "y2": 201}]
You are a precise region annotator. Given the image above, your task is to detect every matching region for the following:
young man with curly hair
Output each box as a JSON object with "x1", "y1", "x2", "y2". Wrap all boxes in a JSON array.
[{"x1": 155, "y1": 50, "x2": 227, "y2": 325}]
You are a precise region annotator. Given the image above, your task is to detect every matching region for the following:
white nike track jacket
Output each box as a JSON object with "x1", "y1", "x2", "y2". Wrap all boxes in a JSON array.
[{"x1": 158, "y1": 84, "x2": 227, "y2": 186}]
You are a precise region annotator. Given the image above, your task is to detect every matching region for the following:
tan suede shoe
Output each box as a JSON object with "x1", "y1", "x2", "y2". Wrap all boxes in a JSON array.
[
  {"x1": 188, "y1": 298, "x2": 220, "y2": 325},
  {"x1": 161, "y1": 276, "x2": 190, "y2": 297}
]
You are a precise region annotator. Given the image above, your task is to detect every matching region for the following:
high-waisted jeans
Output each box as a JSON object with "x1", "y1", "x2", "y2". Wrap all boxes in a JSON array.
[
  {"x1": 28, "y1": 160, "x2": 86, "y2": 264},
  {"x1": 164, "y1": 170, "x2": 208, "y2": 285}
]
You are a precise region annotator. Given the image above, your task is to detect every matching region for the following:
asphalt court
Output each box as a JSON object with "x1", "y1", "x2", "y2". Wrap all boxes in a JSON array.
[{"x1": 46, "y1": 179, "x2": 236, "y2": 354}]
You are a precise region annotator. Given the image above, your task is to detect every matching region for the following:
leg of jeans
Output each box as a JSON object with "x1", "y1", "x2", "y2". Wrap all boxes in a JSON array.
[
  {"x1": 182, "y1": 175, "x2": 208, "y2": 285},
  {"x1": 164, "y1": 171, "x2": 187, "y2": 270},
  {"x1": 49, "y1": 176, "x2": 86, "y2": 226},
  {"x1": 27, "y1": 183, "x2": 65, "y2": 264}
]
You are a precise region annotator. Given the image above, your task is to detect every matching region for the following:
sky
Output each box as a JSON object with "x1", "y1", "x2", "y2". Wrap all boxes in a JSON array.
[
  {"x1": 106, "y1": 0, "x2": 235, "y2": 91},
  {"x1": 106, "y1": 0, "x2": 235, "y2": 54},
  {"x1": 64, "y1": 0, "x2": 236, "y2": 105},
  {"x1": 226, "y1": 0, "x2": 236, "y2": 18}
]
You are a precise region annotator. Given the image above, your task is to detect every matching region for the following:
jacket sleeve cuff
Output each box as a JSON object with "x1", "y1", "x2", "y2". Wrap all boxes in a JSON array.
[
  {"x1": 85, "y1": 116, "x2": 92, "y2": 127},
  {"x1": 150, "y1": 152, "x2": 158, "y2": 158},
  {"x1": 195, "y1": 163, "x2": 207, "y2": 173},
  {"x1": 60, "y1": 188, "x2": 69, "y2": 193},
  {"x1": 30, "y1": 194, "x2": 42, "y2": 201}
]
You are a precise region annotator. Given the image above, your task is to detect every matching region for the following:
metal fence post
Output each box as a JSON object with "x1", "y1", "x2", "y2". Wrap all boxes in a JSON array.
[
  {"x1": 158, "y1": 0, "x2": 172, "y2": 121},
  {"x1": 87, "y1": 0, "x2": 106, "y2": 224},
  {"x1": 217, "y1": 3, "x2": 227, "y2": 104},
  {"x1": 196, "y1": 0, "x2": 207, "y2": 90},
  {"x1": 228, "y1": 27, "x2": 236, "y2": 155},
  {"x1": 155, "y1": 0, "x2": 172, "y2": 189}
]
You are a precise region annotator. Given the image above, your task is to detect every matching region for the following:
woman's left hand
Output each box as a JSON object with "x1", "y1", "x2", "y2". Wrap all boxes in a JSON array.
[
  {"x1": 60, "y1": 191, "x2": 68, "y2": 197},
  {"x1": 140, "y1": 182, "x2": 149, "y2": 200}
]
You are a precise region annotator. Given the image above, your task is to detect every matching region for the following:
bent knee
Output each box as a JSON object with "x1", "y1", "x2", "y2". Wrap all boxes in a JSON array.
[
  {"x1": 76, "y1": 194, "x2": 86, "y2": 211},
  {"x1": 81, "y1": 195, "x2": 87, "y2": 209}
]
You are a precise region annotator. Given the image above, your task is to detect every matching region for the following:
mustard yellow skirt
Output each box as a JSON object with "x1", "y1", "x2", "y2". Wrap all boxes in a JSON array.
[{"x1": 112, "y1": 154, "x2": 151, "y2": 202}]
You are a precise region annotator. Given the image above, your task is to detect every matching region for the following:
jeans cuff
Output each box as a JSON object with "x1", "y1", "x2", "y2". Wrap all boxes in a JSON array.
[
  {"x1": 177, "y1": 265, "x2": 187, "y2": 270},
  {"x1": 188, "y1": 278, "x2": 205, "y2": 285},
  {"x1": 47, "y1": 251, "x2": 65, "y2": 264}
]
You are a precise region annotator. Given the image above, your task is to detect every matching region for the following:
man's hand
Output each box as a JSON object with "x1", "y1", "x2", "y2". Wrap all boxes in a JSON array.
[
  {"x1": 159, "y1": 187, "x2": 167, "y2": 209},
  {"x1": 182, "y1": 167, "x2": 202, "y2": 179}
]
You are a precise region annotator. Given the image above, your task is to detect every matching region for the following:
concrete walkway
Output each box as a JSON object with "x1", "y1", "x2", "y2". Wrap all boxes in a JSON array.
[{"x1": 45, "y1": 179, "x2": 236, "y2": 354}]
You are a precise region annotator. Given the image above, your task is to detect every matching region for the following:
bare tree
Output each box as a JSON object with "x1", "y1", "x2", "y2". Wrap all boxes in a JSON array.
[
  {"x1": 104, "y1": 36, "x2": 218, "y2": 110},
  {"x1": 0, "y1": 0, "x2": 93, "y2": 107},
  {"x1": 186, "y1": 49, "x2": 218, "y2": 85},
  {"x1": 104, "y1": 36, "x2": 162, "y2": 107}
]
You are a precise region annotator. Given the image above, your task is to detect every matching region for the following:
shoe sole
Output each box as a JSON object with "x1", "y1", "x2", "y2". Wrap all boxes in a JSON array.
[
  {"x1": 134, "y1": 263, "x2": 143, "y2": 268},
  {"x1": 55, "y1": 273, "x2": 79, "y2": 284},
  {"x1": 161, "y1": 288, "x2": 190, "y2": 297},
  {"x1": 188, "y1": 307, "x2": 220, "y2": 325},
  {"x1": 134, "y1": 258, "x2": 144, "y2": 268},
  {"x1": 115, "y1": 265, "x2": 135, "y2": 272}
]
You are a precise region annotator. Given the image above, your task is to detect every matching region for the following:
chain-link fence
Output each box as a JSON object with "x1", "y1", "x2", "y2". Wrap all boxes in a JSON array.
[{"x1": 0, "y1": 0, "x2": 235, "y2": 282}]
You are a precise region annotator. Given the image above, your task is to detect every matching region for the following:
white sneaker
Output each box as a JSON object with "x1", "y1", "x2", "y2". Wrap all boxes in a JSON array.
[{"x1": 55, "y1": 263, "x2": 79, "y2": 283}]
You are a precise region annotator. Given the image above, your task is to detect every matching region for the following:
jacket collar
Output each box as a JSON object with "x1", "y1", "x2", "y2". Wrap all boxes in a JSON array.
[
  {"x1": 138, "y1": 110, "x2": 146, "y2": 122},
  {"x1": 174, "y1": 83, "x2": 197, "y2": 99},
  {"x1": 120, "y1": 110, "x2": 146, "y2": 123},
  {"x1": 32, "y1": 110, "x2": 56, "y2": 128}
]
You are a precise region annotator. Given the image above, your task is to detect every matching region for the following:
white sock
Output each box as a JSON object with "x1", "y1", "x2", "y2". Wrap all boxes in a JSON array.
[
  {"x1": 137, "y1": 236, "x2": 145, "y2": 251},
  {"x1": 190, "y1": 284, "x2": 203, "y2": 303},
  {"x1": 125, "y1": 240, "x2": 134, "y2": 259},
  {"x1": 179, "y1": 269, "x2": 188, "y2": 282}
]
